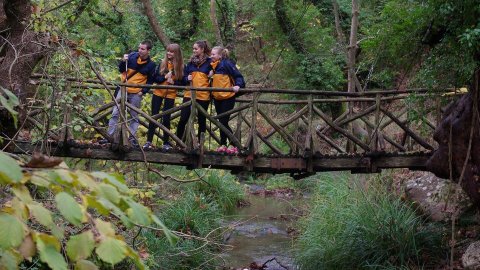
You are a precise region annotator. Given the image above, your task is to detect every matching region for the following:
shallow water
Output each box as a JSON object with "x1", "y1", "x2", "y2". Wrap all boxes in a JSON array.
[{"x1": 221, "y1": 194, "x2": 305, "y2": 269}]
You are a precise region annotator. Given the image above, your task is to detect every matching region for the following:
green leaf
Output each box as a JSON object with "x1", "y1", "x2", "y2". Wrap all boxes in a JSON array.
[
  {"x1": 66, "y1": 231, "x2": 95, "y2": 261},
  {"x1": 95, "y1": 198, "x2": 132, "y2": 228},
  {"x1": 95, "y1": 237, "x2": 128, "y2": 265},
  {"x1": 30, "y1": 172, "x2": 51, "y2": 187},
  {"x1": 27, "y1": 203, "x2": 53, "y2": 228},
  {"x1": 125, "y1": 200, "x2": 151, "y2": 226},
  {"x1": 97, "y1": 183, "x2": 120, "y2": 204},
  {"x1": 0, "y1": 249, "x2": 22, "y2": 270},
  {"x1": 55, "y1": 192, "x2": 85, "y2": 226},
  {"x1": 91, "y1": 172, "x2": 128, "y2": 193},
  {"x1": 152, "y1": 215, "x2": 178, "y2": 245},
  {"x1": 75, "y1": 260, "x2": 99, "y2": 270},
  {"x1": 36, "y1": 234, "x2": 67, "y2": 270},
  {"x1": 0, "y1": 214, "x2": 25, "y2": 249},
  {"x1": 12, "y1": 186, "x2": 33, "y2": 203},
  {"x1": 75, "y1": 171, "x2": 98, "y2": 189},
  {"x1": 54, "y1": 169, "x2": 74, "y2": 184},
  {"x1": 0, "y1": 87, "x2": 19, "y2": 127},
  {"x1": 0, "y1": 152, "x2": 22, "y2": 184},
  {"x1": 94, "y1": 219, "x2": 115, "y2": 237}
]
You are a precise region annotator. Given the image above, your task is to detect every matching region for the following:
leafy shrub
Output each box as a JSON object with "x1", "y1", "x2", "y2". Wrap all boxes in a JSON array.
[
  {"x1": 0, "y1": 151, "x2": 173, "y2": 270},
  {"x1": 296, "y1": 173, "x2": 443, "y2": 269}
]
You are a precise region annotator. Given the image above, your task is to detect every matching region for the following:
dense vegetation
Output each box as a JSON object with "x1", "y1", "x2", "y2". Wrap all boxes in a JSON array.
[{"x1": 1, "y1": 0, "x2": 479, "y2": 269}]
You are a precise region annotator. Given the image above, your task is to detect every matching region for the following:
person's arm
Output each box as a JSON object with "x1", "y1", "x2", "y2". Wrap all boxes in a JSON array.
[
  {"x1": 142, "y1": 63, "x2": 156, "y2": 94},
  {"x1": 226, "y1": 60, "x2": 246, "y2": 88},
  {"x1": 118, "y1": 53, "x2": 131, "y2": 73}
]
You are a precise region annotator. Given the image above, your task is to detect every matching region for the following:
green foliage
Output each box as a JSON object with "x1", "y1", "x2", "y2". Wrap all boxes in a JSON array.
[
  {"x1": 192, "y1": 170, "x2": 245, "y2": 213},
  {"x1": 144, "y1": 191, "x2": 222, "y2": 269},
  {"x1": 296, "y1": 173, "x2": 443, "y2": 269},
  {"x1": 0, "y1": 87, "x2": 20, "y2": 129},
  {"x1": 0, "y1": 151, "x2": 174, "y2": 269}
]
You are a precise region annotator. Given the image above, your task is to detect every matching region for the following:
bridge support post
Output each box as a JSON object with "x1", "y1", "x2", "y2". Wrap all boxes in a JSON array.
[
  {"x1": 186, "y1": 89, "x2": 199, "y2": 153},
  {"x1": 305, "y1": 94, "x2": 313, "y2": 172},
  {"x1": 245, "y1": 92, "x2": 259, "y2": 171},
  {"x1": 59, "y1": 81, "x2": 73, "y2": 148},
  {"x1": 112, "y1": 85, "x2": 130, "y2": 152}
]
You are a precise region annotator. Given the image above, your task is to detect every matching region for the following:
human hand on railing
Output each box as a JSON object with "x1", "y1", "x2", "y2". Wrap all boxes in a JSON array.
[
  {"x1": 233, "y1": 86, "x2": 240, "y2": 93},
  {"x1": 123, "y1": 54, "x2": 129, "y2": 60},
  {"x1": 208, "y1": 70, "x2": 214, "y2": 78},
  {"x1": 188, "y1": 75, "x2": 193, "y2": 81},
  {"x1": 167, "y1": 78, "x2": 174, "y2": 84}
]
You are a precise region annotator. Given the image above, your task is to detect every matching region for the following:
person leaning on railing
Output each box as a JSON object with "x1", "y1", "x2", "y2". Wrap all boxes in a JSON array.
[
  {"x1": 99, "y1": 40, "x2": 156, "y2": 147},
  {"x1": 209, "y1": 46, "x2": 245, "y2": 154},
  {"x1": 175, "y1": 40, "x2": 213, "y2": 143},
  {"x1": 143, "y1": 43, "x2": 185, "y2": 151}
]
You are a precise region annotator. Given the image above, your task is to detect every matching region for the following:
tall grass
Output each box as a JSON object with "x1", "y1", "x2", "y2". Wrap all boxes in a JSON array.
[
  {"x1": 143, "y1": 170, "x2": 246, "y2": 269},
  {"x1": 296, "y1": 173, "x2": 443, "y2": 269}
]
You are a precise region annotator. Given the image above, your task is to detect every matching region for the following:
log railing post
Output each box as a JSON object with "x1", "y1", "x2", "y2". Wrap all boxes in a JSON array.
[
  {"x1": 373, "y1": 93, "x2": 381, "y2": 151},
  {"x1": 112, "y1": 85, "x2": 130, "y2": 151},
  {"x1": 305, "y1": 94, "x2": 313, "y2": 172},
  {"x1": 59, "y1": 81, "x2": 73, "y2": 148},
  {"x1": 245, "y1": 92, "x2": 259, "y2": 171},
  {"x1": 186, "y1": 89, "x2": 199, "y2": 153}
]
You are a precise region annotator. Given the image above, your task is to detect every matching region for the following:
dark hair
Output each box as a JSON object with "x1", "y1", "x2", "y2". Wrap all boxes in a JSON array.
[
  {"x1": 194, "y1": 40, "x2": 211, "y2": 56},
  {"x1": 141, "y1": 40, "x2": 153, "y2": 50}
]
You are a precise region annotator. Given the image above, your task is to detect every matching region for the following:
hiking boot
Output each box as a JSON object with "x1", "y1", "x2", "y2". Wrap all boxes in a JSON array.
[
  {"x1": 98, "y1": 138, "x2": 109, "y2": 145},
  {"x1": 161, "y1": 143, "x2": 172, "y2": 151},
  {"x1": 129, "y1": 137, "x2": 139, "y2": 148},
  {"x1": 143, "y1": 141, "x2": 154, "y2": 150},
  {"x1": 216, "y1": 145, "x2": 227, "y2": 153}
]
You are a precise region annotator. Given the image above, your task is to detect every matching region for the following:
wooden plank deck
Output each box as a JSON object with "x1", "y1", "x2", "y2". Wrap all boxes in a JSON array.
[{"x1": 10, "y1": 142, "x2": 431, "y2": 174}]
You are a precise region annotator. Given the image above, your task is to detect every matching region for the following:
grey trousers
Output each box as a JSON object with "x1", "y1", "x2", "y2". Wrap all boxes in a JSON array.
[{"x1": 107, "y1": 92, "x2": 143, "y2": 137}]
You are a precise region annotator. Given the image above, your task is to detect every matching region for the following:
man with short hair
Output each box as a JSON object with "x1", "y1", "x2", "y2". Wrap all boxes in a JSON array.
[{"x1": 103, "y1": 40, "x2": 156, "y2": 147}]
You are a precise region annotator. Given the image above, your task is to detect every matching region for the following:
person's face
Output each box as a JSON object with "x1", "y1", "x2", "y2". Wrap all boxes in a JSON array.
[
  {"x1": 167, "y1": 50, "x2": 175, "y2": 60},
  {"x1": 138, "y1": 43, "x2": 150, "y2": 59},
  {"x1": 192, "y1": 44, "x2": 203, "y2": 57},
  {"x1": 210, "y1": 49, "x2": 221, "y2": 61}
]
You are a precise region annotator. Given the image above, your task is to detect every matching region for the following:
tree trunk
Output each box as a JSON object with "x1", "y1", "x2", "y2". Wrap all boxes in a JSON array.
[
  {"x1": 346, "y1": 0, "x2": 359, "y2": 152},
  {"x1": 274, "y1": 0, "x2": 306, "y2": 55},
  {"x1": 210, "y1": 0, "x2": 224, "y2": 47},
  {"x1": 427, "y1": 70, "x2": 480, "y2": 208},
  {"x1": 332, "y1": 0, "x2": 345, "y2": 45},
  {"x1": 138, "y1": 0, "x2": 171, "y2": 48}
]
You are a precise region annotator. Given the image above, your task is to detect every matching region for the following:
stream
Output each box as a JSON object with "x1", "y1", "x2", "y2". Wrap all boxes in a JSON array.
[{"x1": 221, "y1": 186, "x2": 307, "y2": 270}]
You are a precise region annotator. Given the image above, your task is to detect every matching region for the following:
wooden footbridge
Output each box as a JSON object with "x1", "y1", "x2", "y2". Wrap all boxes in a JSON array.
[{"x1": 5, "y1": 74, "x2": 460, "y2": 176}]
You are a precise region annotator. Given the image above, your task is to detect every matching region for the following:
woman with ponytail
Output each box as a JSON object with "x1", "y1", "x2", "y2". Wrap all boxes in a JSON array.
[
  {"x1": 209, "y1": 46, "x2": 245, "y2": 154},
  {"x1": 176, "y1": 40, "x2": 213, "y2": 144}
]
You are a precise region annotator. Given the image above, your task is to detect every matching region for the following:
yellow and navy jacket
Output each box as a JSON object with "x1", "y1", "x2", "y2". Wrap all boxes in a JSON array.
[
  {"x1": 184, "y1": 58, "x2": 212, "y2": 101},
  {"x1": 211, "y1": 59, "x2": 246, "y2": 100},
  {"x1": 118, "y1": 52, "x2": 156, "y2": 94},
  {"x1": 153, "y1": 61, "x2": 185, "y2": 99}
]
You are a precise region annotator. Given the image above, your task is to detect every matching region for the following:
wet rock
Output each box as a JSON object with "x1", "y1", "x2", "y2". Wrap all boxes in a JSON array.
[
  {"x1": 229, "y1": 223, "x2": 288, "y2": 238},
  {"x1": 462, "y1": 241, "x2": 480, "y2": 269},
  {"x1": 405, "y1": 172, "x2": 472, "y2": 221},
  {"x1": 252, "y1": 256, "x2": 294, "y2": 270}
]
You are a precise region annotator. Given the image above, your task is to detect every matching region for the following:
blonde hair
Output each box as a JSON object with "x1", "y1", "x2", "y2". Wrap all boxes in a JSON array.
[
  {"x1": 212, "y1": 46, "x2": 230, "y2": 59},
  {"x1": 160, "y1": 43, "x2": 184, "y2": 78}
]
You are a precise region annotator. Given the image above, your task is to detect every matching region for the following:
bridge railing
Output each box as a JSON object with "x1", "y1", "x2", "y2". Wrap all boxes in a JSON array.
[{"x1": 26, "y1": 75, "x2": 463, "y2": 158}]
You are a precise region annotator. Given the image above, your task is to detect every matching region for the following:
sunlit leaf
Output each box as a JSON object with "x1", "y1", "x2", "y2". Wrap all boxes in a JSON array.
[
  {"x1": 75, "y1": 260, "x2": 99, "y2": 270},
  {"x1": 95, "y1": 237, "x2": 128, "y2": 265},
  {"x1": 0, "y1": 214, "x2": 25, "y2": 249},
  {"x1": 0, "y1": 249, "x2": 22, "y2": 270},
  {"x1": 12, "y1": 185, "x2": 33, "y2": 203},
  {"x1": 125, "y1": 200, "x2": 151, "y2": 226},
  {"x1": 94, "y1": 219, "x2": 115, "y2": 238},
  {"x1": 66, "y1": 231, "x2": 95, "y2": 261},
  {"x1": 0, "y1": 151, "x2": 22, "y2": 184},
  {"x1": 55, "y1": 192, "x2": 85, "y2": 226},
  {"x1": 91, "y1": 172, "x2": 128, "y2": 193},
  {"x1": 36, "y1": 233, "x2": 67, "y2": 270},
  {"x1": 28, "y1": 203, "x2": 53, "y2": 228},
  {"x1": 97, "y1": 183, "x2": 120, "y2": 204}
]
